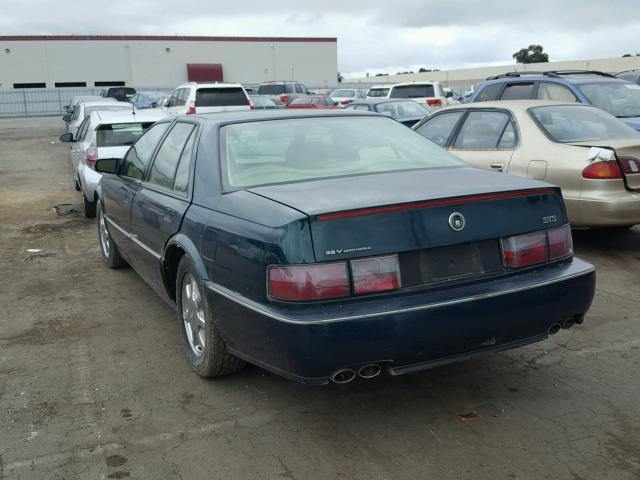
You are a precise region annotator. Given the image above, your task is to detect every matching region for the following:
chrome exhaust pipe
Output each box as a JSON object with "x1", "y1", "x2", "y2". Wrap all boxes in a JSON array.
[
  {"x1": 331, "y1": 368, "x2": 356, "y2": 384},
  {"x1": 357, "y1": 364, "x2": 381, "y2": 379},
  {"x1": 548, "y1": 323, "x2": 561, "y2": 335}
]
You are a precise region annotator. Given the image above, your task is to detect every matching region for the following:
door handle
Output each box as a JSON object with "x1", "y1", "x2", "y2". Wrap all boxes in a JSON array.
[{"x1": 490, "y1": 163, "x2": 504, "y2": 172}]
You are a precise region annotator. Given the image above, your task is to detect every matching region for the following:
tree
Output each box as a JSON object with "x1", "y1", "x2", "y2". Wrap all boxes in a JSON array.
[
  {"x1": 337, "y1": 72, "x2": 343, "y2": 83},
  {"x1": 418, "y1": 67, "x2": 431, "y2": 73},
  {"x1": 513, "y1": 45, "x2": 549, "y2": 64}
]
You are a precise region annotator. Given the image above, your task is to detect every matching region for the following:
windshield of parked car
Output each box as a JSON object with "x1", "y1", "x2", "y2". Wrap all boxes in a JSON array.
[
  {"x1": 96, "y1": 122, "x2": 155, "y2": 147},
  {"x1": 257, "y1": 84, "x2": 285, "y2": 95},
  {"x1": 529, "y1": 105, "x2": 639, "y2": 143},
  {"x1": 579, "y1": 82, "x2": 640, "y2": 118},
  {"x1": 85, "y1": 105, "x2": 132, "y2": 116},
  {"x1": 330, "y1": 89, "x2": 356, "y2": 98},
  {"x1": 374, "y1": 101, "x2": 427, "y2": 118},
  {"x1": 221, "y1": 116, "x2": 467, "y2": 189},
  {"x1": 390, "y1": 85, "x2": 435, "y2": 99},
  {"x1": 250, "y1": 96, "x2": 276, "y2": 107},
  {"x1": 368, "y1": 88, "x2": 390, "y2": 97}
]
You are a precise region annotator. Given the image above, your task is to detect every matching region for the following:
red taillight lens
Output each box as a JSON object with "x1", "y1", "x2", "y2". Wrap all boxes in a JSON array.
[
  {"x1": 547, "y1": 225, "x2": 573, "y2": 260},
  {"x1": 502, "y1": 231, "x2": 548, "y2": 268},
  {"x1": 186, "y1": 101, "x2": 196, "y2": 115},
  {"x1": 280, "y1": 95, "x2": 289, "y2": 104},
  {"x1": 350, "y1": 254, "x2": 401, "y2": 295},
  {"x1": 618, "y1": 156, "x2": 640, "y2": 174},
  {"x1": 249, "y1": 100, "x2": 255, "y2": 110},
  {"x1": 502, "y1": 225, "x2": 573, "y2": 268},
  {"x1": 426, "y1": 98, "x2": 443, "y2": 107},
  {"x1": 268, "y1": 263, "x2": 349, "y2": 301},
  {"x1": 582, "y1": 160, "x2": 623, "y2": 179},
  {"x1": 85, "y1": 147, "x2": 97, "y2": 166},
  {"x1": 340, "y1": 100, "x2": 352, "y2": 105}
]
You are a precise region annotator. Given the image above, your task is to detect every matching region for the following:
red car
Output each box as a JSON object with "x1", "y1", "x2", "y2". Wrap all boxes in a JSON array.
[{"x1": 286, "y1": 96, "x2": 339, "y2": 109}]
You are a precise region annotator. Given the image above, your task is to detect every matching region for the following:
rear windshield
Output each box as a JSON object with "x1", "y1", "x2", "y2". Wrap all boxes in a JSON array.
[
  {"x1": 579, "y1": 81, "x2": 640, "y2": 118},
  {"x1": 196, "y1": 88, "x2": 249, "y2": 107},
  {"x1": 257, "y1": 84, "x2": 285, "y2": 95},
  {"x1": 390, "y1": 85, "x2": 435, "y2": 99},
  {"x1": 367, "y1": 88, "x2": 390, "y2": 97},
  {"x1": 107, "y1": 88, "x2": 136, "y2": 96},
  {"x1": 330, "y1": 89, "x2": 356, "y2": 98},
  {"x1": 96, "y1": 122, "x2": 155, "y2": 147},
  {"x1": 374, "y1": 101, "x2": 427, "y2": 118},
  {"x1": 85, "y1": 105, "x2": 132, "y2": 116},
  {"x1": 289, "y1": 97, "x2": 321, "y2": 105},
  {"x1": 529, "y1": 105, "x2": 639, "y2": 143},
  {"x1": 221, "y1": 116, "x2": 466, "y2": 189}
]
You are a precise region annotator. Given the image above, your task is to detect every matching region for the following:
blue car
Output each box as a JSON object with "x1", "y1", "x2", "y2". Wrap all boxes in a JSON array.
[
  {"x1": 130, "y1": 92, "x2": 166, "y2": 109},
  {"x1": 94, "y1": 110, "x2": 595, "y2": 385},
  {"x1": 470, "y1": 70, "x2": 640, "y2": 131}
]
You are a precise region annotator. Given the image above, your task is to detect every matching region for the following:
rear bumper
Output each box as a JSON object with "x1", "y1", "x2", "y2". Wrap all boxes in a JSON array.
[
  {"x1": 205, "y1": 258, "x2": 595, "y2": 384},
  {"x1": 576, "y1": 193, "x2": 640, "y2": 227}
]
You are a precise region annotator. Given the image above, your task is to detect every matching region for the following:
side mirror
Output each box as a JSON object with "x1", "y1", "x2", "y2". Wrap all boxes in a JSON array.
[
  {"x1": 59, "y1": 132, "x2": 73, "y2": 142},
  {"x1": 94, "y1": 158, "x2": 119, "y2": 174},
  {"x1": 63, "y1": 114, "x2": 72, "y2": 122}
]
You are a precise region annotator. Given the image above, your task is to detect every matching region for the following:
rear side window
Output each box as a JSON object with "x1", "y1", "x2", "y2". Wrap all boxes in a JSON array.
[
  {"x1": 257, "y1": 84, "x2": 285, "y2": 95},
  {"x1": 196, "y1": 88, "x2": 249, "y2": 107},
  {"x1": 414, "y1": 111, "x2": 464, "y2": 147},
  {"x1": 96, "y1": 122, "x2": 154, "y2": 148},
  {"x1": 500, "y1": 83, "x2": 535, "y2": 100},
  {"x1": 120, "y1": 123, "x2": 170, "y2": 180},
  {"x1": 537, "y1": 83, "x2": 578, "y2": 102},
  {"x1": 390, "y1": 85, "x2": 435, "y2": 99},
  {"x1": 453, "y1": 111, "x2": 512, "y2": 149},
  {"x1": 173, "y1": 129, "x2": 197, "y2": 194},
  {"x1": 148, "y1": 123, "x2": 196, "y2": 189},
  {"x1": 475, "y1": 83, "x2": 502, "y2": 102}
]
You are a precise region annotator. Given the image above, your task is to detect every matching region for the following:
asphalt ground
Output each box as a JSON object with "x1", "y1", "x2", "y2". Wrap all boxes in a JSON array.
[{"x1": 0, "y1": 116, "x2": 639, "y2": 480}]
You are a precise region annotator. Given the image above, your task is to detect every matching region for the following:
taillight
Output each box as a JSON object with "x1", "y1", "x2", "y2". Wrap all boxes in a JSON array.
[
  {"x1": 502, "y1": 225, "x2": 572, "y2": 268},
  {"x1": 340, "y1": 100, "x2": 352, "y2": 105},
  {"x1": 582, "y1": 160, "x2": 622, "y2": 179},
  {"x1": 547, "y1": 225, "x2": 573, "y2": 260},
  {"x1": 85, "y1": 147, "x2": 97, "y2": 166},
  {"x1": 280, "y1": 95, "x2": 289, "y2": 104},
  {"x1": 618, "y1": 156, "x2": 640, "y2": 174},
  {"x1": 268, "y1": 263, "x2": 349, "y2": 301},
  {"x1": 186, "y1": 101, "x2": 196, "y2": 115},
  {"x1": 249, "y1": 100, "x2": 255, "y2": 110},
  {"x1": 426, "y1": 99, "x2": 443, "y2": 107},
  {"x1": 351, "y1": 254, "x2": 401, "y2": 295}
]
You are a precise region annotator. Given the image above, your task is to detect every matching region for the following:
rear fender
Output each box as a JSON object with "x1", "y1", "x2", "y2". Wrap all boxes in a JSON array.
[{"x1": 162, "y1": 233, "x2": 209, "y2": 300}]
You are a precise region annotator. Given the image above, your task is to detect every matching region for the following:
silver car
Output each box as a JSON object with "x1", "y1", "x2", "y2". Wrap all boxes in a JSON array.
[
  {"x1": 64, "y1": 100, "x2": 132, "y2": 134},
  {"x1": 59, "y1": 109, "x2": 168, "y2": 217}
]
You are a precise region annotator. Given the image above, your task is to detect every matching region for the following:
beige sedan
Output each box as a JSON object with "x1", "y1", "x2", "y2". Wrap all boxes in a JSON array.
[{"x1": 413, "y1": 100, "x2": 640, "y2": 228}]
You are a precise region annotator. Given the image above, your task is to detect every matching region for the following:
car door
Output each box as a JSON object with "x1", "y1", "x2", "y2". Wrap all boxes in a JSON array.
[
  {"x1": 128, "y1": 121, "x2": 198, "y2": 293},
  {"x1": 447, "y1": 110, "x2": 517, "y2": 172},
  {"x1": 71, "y1": 116, "x2": 91, "y2": 176},
  {"x1": 100, "y1": 122, "x2": 171, "y2": 250}
]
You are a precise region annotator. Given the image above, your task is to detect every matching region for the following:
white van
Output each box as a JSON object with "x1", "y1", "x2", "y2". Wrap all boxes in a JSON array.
[{"x1": 165, "y1": 83, "x2": 252, "y2": 116}]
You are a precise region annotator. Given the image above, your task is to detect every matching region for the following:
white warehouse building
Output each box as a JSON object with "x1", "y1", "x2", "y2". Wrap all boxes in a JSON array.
[{"x1": 0, "y1": 35, "x2": 338, "y2": 89}]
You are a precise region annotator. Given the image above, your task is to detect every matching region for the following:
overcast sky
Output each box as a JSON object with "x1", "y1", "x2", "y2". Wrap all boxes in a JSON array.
[{"x1": 1, "y1": 0, "x2": 639, "y2": 77}]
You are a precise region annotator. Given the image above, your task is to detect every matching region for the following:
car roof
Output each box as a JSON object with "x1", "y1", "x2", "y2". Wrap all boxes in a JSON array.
[
  {"x1": 351, "y1": 98, "x2": 419, "y2": 105},
  {"x1": 81, "y1": 100, "x2": 130, "y2": 108},
  {"x1": 437, "y1": 99, "x2": 595, "y2": 113},
  {"x1": 391, "y1": 81, "x2": 438, "y2": 87},
  {"x1": 176, "y1": 82, "x2": 243, "y2": 89},
  {"x1": 259, "y1": 80, "x2": 301, "y2": 85},
  {"x1": 190, "y1": 109, "x2": 381, "y2": 124},
  {"x1": 482, "y1": 73, "x2": 629, "y2": 85},
  {"x1": 368, "y1": 85, "x2": 392, "y2": 89},
  {"x1": 90, "y1": 109, "x2": 167, "y2": 124}
]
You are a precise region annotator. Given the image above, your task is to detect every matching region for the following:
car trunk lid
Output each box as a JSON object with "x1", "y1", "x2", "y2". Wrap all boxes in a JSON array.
[
  {"x1": 570, "y1": 139, "x2": 640, "y2": 191},
  {"x1": 248, "y1": 167, "x2": 567, "y2": 262}
]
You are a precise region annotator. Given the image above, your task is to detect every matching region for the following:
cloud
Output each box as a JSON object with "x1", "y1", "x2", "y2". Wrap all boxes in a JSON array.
[{"x1": 0, "y1": 0, "x2": 639, "y2": 75}]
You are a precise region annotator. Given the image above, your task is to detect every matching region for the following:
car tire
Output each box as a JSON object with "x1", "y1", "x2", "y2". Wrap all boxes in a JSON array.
[
  {"x1": 83, "y1": 192, "x2": 97, "y2": 218},
  {"x1": 97, "y1": 202, "x2": 128, "y2": 269},
  {"x1": 177, "y1": 255, "x2": 245, "y2": 378}
]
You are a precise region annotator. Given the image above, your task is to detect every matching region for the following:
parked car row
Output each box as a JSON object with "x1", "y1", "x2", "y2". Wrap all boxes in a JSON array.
[{"x1": 55, "y1": 70, "x2": 640, "y2": 385}]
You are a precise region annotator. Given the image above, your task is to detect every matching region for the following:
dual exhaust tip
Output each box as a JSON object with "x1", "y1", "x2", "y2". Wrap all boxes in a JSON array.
[
  {"x1": 548, "y1": 314, "x2": 585, "y2": 335},
  {"x1": 331, "y1": 364, "x2": 381, "y2": 384}
]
